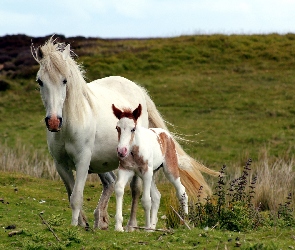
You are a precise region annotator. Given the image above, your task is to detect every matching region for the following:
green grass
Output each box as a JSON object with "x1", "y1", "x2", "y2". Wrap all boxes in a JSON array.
[{"x1": 1, "y1": 171, "x2": 295, "y2": 250}]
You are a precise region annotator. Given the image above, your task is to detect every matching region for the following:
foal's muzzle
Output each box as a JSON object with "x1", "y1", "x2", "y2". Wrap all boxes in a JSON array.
[
  {"x1": 45, "y1": 115, "x2": 63, "y2": 132},
  {"x1": 117, "y1": 147, "x2": 128, "y2": 158}
]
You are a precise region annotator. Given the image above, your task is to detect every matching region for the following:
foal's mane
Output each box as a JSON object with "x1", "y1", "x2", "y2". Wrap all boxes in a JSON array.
[
  {"x1": 119, "y1": 109, "x2": 134, "y2": 119},
  {"x1": 32, "y1": 37, "x2": 95, "y2": 125},
  {"x1": 112, "y1": 104, "x2": 142, "y2": 123}
]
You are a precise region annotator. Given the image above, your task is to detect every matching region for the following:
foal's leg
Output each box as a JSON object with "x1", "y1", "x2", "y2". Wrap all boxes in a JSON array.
[
  {"x1": 141, "y1": 168, "x2": 153, "y2": 229},
  {"x1": 94, "y1": 171, "x2": 116, "y2": 229},
  {"x1": 150, "y1": 178, "x2": 161, "y2": 229},
  {"x1": 126, "y1": 175, "x2": 141, "y2": 232},
  {"x1": 115, "y1": 169, "x2": 134, "y2": 232},
  {"x1": 163, "y1": 164, "x2": 188, "y2": 214},
  {"x1": 55, "y1": 163, "x2": 88, "y2": 227}
]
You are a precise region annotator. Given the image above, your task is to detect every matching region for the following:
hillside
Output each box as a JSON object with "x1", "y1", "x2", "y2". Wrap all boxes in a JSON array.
[{"x1": 1, "y1": 33, "x2": 295, "y2": 168}]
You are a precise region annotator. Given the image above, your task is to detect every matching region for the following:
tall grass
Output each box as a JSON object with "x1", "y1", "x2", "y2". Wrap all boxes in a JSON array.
[
  {"x1": 2, "y1": 141, "x2": 294, "y2": 214},
  {"x1": 0, "y1": 141, "x2": 99, "y2": 182},
  {"x1": 230, "y1": 149, "x2": 295, "y2": 212},
  {"x1": 0, "y1": 141, "x2": 295, "y2": 211},
  {"x1": 0, "y1": 141, "x2": 57, "y2": 180}
]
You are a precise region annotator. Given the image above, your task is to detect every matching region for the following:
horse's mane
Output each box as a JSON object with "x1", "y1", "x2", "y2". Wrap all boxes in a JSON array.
[{"x1": 32, "y1": 37, "x2": 95, "y2": 125}]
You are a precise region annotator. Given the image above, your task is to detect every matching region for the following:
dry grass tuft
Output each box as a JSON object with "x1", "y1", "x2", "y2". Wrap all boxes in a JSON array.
[
  {"x1": 0, "y1": 141, "x2": 101, "y2": 182},
  {"x1": 0, "y1": 141, "x2": 58, "y2": 179},
  {"x1": 224, "y1": 148, "x2": 295, "y2": 212}
]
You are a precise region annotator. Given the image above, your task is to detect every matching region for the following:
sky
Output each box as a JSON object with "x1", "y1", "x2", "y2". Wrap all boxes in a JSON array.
[{"x1": 1, "y1": 0, "x2": 295, "y2": 38}]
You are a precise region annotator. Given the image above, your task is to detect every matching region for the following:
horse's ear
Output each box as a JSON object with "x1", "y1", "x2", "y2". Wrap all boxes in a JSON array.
[
  {"x1": 62, "y1": 44, "x2": 71, "y2": 60},
  {"x1": 112, "y1": 104, "x2": 122, "y2": 120},
  {"x1": 133, "y1": 104, "x2": 142, "y2": 121}
]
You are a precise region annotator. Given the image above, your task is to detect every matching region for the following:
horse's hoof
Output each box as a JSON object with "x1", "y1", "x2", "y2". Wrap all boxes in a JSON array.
[
  {"x1": 99, "y1": 223, "x2": 109, "y2": 230},
  {"x1": 145, "y1": 227, "x2": 154, "y2": 232},
  {"x1": 126, "y1": 226, "x2": 135, "y2": 232},
  {"x1": 126, "y1": 220, "x2": 137, "y2": 232}
]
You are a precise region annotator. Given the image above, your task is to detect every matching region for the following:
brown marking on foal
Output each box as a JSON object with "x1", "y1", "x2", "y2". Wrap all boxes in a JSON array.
[
  {"x1": 129, "y1": 130, "x2": 135, "y2": 146},
  {"x1": 119, "y1": 145, "x2": 148, "y2": 174},
  {"x1": 156, "y1": 131, "x2": 179, "y2": 179},
  {"x1": 116, "y1": 126, "x2": 121, "y2": 141}
]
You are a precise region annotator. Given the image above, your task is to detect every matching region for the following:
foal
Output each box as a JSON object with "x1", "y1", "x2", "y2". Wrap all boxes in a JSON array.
[{"x1": 112, "y1": 104, "x2": 188, "y2": 231}]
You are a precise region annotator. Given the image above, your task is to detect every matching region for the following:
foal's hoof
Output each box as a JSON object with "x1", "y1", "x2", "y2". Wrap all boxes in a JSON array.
[
  {"x1": 145, "y1": 227, "x2": 154, "y2": 232},
  {"x1": 115, "y1": 226, "x2": 124, "y2": 232}
]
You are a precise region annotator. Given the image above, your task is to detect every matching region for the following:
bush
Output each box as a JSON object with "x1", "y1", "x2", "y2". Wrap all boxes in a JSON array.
[{"x1": 166, "y1": 159, "x2": 295, "y2": 231}]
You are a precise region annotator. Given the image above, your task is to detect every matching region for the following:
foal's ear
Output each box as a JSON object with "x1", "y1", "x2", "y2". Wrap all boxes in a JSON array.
[
  {"x1": 62, "y1": 44, "x2": 71, "y2": 60},
  {"x1": 112, "y1": 104, "x2": 123, "y2": 120},
  {"x1": 133, "y1": 104, "x2": 142, "y2": 121}
]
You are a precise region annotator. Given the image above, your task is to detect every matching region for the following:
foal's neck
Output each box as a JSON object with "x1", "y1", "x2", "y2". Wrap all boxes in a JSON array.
[{"x1": 132, "y1": 126, "x2": 148, "y2": 146}]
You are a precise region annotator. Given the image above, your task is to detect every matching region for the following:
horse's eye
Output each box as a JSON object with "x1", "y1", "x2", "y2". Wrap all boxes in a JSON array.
[
  {"x1": 37, "y1": 78, "x2": 43, "y2": 87},
  {"x1": 131, "y1": 128, "x2": 136, "y2": 133},
  {"x1": 63, "y1": 79, "x2": 67, "y2": 84},
  {"x1": 115, "y1": 126, "x2": 119, "y2": 132}
]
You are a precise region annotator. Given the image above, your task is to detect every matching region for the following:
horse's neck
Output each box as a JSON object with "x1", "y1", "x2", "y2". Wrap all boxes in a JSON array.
[{"x1": 63, "y1": 76, "x2": 95, "y2": 126}]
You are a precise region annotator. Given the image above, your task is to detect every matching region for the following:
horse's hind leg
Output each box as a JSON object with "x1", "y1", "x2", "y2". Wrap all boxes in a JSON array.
[
  {"x1": 163, "y1": 164, "x2": 188, "y2": 214},
  {"x1": 55, "y1": 163, "x2": 88, "y2": 227},
  {"x1": 126, "y1": 175, "x2": 141, "y2": 232},
  {"x1": 150, "y1": 178, "x2": 161, "y2": 229},
  {"x1": 141, "y1": 169, "x2": 153, "y2": 229},
  {"x1": 94, "y1": 171, "x2": 116, "y2": 229}
]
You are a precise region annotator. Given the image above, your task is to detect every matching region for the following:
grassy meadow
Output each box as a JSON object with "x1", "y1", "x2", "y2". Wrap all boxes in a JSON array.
[
  {"x1": 1, "y1": 33, "x2": 295, "y2": 249},
  {"x1": 1, "y1": 171, "x2": 295, "y2": 250}
]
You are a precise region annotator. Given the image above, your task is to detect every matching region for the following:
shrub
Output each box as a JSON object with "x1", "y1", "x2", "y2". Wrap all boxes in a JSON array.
[{"x1": 166, "y1": 159, "x2": 295, "y2": 231}]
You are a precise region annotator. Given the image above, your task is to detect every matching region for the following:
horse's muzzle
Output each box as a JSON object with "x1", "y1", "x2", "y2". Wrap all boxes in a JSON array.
[{"x1": 45, "y1": 115, "x2": 62, "y2": 132}]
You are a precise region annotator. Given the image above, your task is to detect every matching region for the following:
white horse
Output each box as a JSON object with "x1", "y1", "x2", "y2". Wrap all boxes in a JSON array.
[
  {"x1": 32, "y1": 37, "x2": 218, "y2": 229},
  {"x1": 112, "y1": 104, "x2": 189, "y2": 231}
]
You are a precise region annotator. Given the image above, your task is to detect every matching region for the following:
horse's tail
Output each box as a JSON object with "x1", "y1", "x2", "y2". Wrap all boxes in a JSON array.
[
  {"x1": 143, "y1": 87, "x2": 220, "y2": 199},
  {"x1": 176, "y1": 144, "x2": 219, "y2": 199}
]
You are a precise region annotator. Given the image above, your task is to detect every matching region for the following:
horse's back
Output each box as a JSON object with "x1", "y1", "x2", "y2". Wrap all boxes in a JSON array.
[
  {"x1": 88, "y1": 76, "x2": 144, "y2": 96},
  {"x1": 88, "y1": 76, "x2": 149, "y2": 127}
]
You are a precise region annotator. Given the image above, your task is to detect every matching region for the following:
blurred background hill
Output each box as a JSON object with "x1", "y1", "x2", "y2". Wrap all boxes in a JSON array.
[{"x1": 1, "y1": 33, "x2": 295, "y2": 170}]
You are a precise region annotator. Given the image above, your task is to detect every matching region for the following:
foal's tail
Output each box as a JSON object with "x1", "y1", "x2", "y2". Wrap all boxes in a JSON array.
[{"x1": 143, "y1": 88, "x2": 220, "y2": 199}]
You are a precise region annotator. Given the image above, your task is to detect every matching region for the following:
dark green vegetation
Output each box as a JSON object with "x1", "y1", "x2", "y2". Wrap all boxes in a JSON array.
[
  {"x1": 1, "y1": 171, "x2": 295, "y2": 249},
  {"x1": 1, "y1": 34, "x2": 295, "y2": 168}
]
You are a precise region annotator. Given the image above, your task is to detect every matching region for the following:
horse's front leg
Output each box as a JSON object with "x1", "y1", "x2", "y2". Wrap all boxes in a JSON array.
[
  {"x1": 70, "y1": 152, "x2": 91, "y2": 226},
  {"x1": 126, "y1": 175, "x2": 141, "y2": 232},
  {"x1": 94, "y1": 171, "x2": 116, "y2": 229},
  {"x1": 55, "y1": 162, "x2": 88, "y2": 227},
  {"x1": 115, "y1": 168, "x2": 134, "y2": 232}
]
